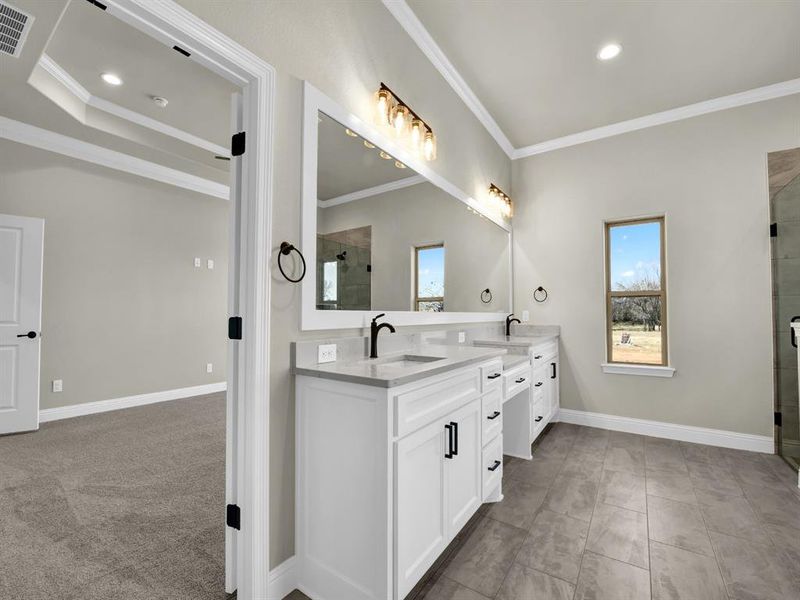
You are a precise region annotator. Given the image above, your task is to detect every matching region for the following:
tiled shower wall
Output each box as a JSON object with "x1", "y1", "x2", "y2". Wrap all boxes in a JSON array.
[{"x1": 770, "y1": 148, "x2": 800, "y2": 460}]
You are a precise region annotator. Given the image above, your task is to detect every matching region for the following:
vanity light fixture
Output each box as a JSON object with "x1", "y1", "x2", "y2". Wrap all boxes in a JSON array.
[
  {"x1": 374, "y1": 82, "x2": 437, "y2": 161},
  {"x1": 101, "y1": 72, "x2": 123, "y2": 86},
  {"x1": 488, "y1": 184, "x2": 513, "y2": 219}
]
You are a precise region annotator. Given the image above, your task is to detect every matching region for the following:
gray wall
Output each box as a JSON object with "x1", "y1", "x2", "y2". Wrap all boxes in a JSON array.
[
  {"x1": 512, "y1": 95, "x2": 800, "y2": 438},
  {"x1": 0, "y1": 140, "x2": 228, "y2": 410},
  {"x1": 174, "y1": 0, "x2": 512, "y2": 567},
  {"x1": 318, "y1": 182, "x2": 511, "y2": 312}
]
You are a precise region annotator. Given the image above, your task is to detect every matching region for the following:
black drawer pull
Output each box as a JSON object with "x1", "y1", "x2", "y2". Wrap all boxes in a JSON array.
[
  {"x1": 451, "y1": 421, "x2": 458, "y2": 456},
  {"x1": 487, "y1": 411, "x2": 501, "y2": 420},
  {"x1": 551, "y1": 362, "x2": 557, "y2": 379},
  {"x1": 515, "y1": 377, "x2": 526, "y2": 384},
  {"x1": 534, "y1": 354, "x2": 542, "y2": 359},
  {"x1": 535, "y1": 416, "x2": 543, "y2": 422},
  {"x1": 535, "y1": 382, "x2": 543, "y2": 387},
  {"x1": 487, "y1": 460, "x2": 501, "y2": 472},
  {"x1": 487, "y1": 373, "x2": 501, "y2": 380},
  {"x1": 444, "y1": 424, "x2": 453, "y2": 459}
]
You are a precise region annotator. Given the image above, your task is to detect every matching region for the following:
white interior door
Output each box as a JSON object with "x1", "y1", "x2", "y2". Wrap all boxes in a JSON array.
[{"x1": 0, "y1": 214, "x2": 44, "y2": 435}]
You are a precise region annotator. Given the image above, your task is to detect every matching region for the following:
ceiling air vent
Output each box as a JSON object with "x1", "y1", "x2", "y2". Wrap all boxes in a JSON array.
[{"x1": 0, "y1": 1, "x2": 34, "y2": 58}]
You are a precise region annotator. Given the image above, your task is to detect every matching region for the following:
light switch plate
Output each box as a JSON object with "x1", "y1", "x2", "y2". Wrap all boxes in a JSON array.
[
  {"x1": 522, "y1": 310, "x2": 530, "y2": 322},
  {"x1": 207, "y1": 259, "x2": 215, "y2": 270},
  {"x1": 52, "y1": 379, "x2": 63, "y2": 393},
  {"x1": 194, "y1": 257, "x2": 202, "y2": 268},
  {"x1": 318, "y1": 343, "x2": 337, "y2": 363},
  {"x1": 206, "y1": 363, "x2": 213, "y2": 373},
  {"x1": 458, "y1": 331, "x2": 466, "y2": 343}
]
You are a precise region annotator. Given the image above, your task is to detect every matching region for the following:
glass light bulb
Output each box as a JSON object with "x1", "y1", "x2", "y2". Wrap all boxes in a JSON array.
[
  {"x1": 394, "y1": 161, "x2": 406, "y2": 169},
  {"x1": 379, "y1": 151, "x2": 392, "y2": 160},
  {"x1": 423, "y1": 131, "x2": 437, "y2": 161},
  {"x1": 363, "y1": 140, "x2": 375, "y2": 149},
  {"x1": 345, "y1": 128, "x2": 358, "y2": 137},
  {"x1": 375, "y1": 90, "x2": 392, "y2": 126},
  {"x1": 410, "y1": 119, "x2": 424, "y2": 152},
  {"x1": 392, "y1": 105, "x2": 410, "y2": 136}
]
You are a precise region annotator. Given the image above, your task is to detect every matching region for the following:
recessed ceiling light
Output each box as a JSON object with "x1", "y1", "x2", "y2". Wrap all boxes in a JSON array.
[
  {"x1": 101, "y1": 72, "x2": 123, "y2": 86},
  {"x1": 597, "y1": 43, "x2": 622, "y2": 61}
]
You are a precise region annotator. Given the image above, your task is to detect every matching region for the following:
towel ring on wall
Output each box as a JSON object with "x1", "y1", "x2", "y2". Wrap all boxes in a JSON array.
[
  {"x1": 278, "y1": 242, "x2": 306, "y2": 283},
  {"x1": 533, "y1": 286, "x2": 548, "y2": 303},
  {"x1": 481, "y1": 288, "x2": 492, "y2": 304}
]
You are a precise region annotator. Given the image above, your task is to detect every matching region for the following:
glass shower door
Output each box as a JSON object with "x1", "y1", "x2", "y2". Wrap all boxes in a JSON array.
[{"x1": 770, "y1": 147, "x2": 800, "y2": 468}]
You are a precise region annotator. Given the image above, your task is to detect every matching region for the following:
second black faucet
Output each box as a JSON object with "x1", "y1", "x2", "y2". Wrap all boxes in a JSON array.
[
  {"x1": 506, "y1": 313, "x2": 521, "y2": 337},
  {"x1": 370, "y1": 313, "x2": 396, "y2": 358}
]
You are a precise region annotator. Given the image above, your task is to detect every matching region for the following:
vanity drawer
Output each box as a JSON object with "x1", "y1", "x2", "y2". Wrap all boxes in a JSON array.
[
  {"x1": 481, "y1": 388, "x2": 502, "y2": 446},
  {"x1": 531, "y1": 340, "x2": 558, "y2": 368},
  {"x1": 480, "y1": 360, "x2": 504, "y2": 393},
  {"x1": 394, "y1": 367, "x2": 480, "y2": 438},
  {"x1": 482, "y1": 434, "x2": 503, "y2": 500},
  {"x1": 503, "y1": 363, "x2": 531, "y2": 400}
]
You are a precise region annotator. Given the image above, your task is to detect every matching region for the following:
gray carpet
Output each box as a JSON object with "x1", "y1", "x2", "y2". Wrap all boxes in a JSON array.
[{"x1": 0, "y1": 393, "x2": 229, "y2": 600}]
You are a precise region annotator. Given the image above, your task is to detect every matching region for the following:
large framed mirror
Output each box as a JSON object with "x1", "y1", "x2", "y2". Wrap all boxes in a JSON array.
[{"x1": 301, "y1": 82, "x2": 512, "y2": 330}]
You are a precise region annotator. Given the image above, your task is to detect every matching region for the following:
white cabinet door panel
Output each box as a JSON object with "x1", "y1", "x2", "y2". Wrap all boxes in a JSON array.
[{"x1": 445, "y1": 399, "x2": 481, "y2": 539}]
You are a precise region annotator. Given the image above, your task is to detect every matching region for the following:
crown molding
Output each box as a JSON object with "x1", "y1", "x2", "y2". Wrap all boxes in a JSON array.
[
  {"x1": 381, "y1": 0, "x2": 515, "y2": 158},
  {"x1": 318, "y1": 174, "x2": 425, "y2": 207},
  {"x1": 513, "y1": 77, "x2": 800, "y2": 159},
  {"x1": 382, "y1": 2, "x2": 800, "y2": 161},
  {"x1": 38, "y1": 54, "x2": 229, "y2": 157},
  {"x1": 0, "y1": 115, "x2": 230, "y2": 200}
]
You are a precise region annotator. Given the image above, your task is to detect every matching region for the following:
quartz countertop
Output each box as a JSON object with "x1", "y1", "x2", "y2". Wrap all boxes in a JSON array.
[
  {"x1": 473, "y1": 334, "x2": 559, "y2": 349},
  {"x1": 293, "y1": 344, "x2": 507, "y2": 388},
  {"x1": 502, "y1": 354, "x2": 529, "y2": 370}
]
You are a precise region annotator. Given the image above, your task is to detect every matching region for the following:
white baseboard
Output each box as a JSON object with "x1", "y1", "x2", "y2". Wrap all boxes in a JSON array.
[
  {"x1": 39, "y1": 382, "x2": 227, "y2": 423},
  {"x1": 268, "y1": 556, "x2": 298, "y2": 600},
  {"x1": 557, "y1": 408, "x2": 774, "y2": 453}
]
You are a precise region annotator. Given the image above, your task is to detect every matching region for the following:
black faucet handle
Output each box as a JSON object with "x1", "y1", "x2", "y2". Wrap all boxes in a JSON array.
[
  {"x1": 372, "y1": 313, "x2": 386, "y2": 323},
  {"x1": 507, "y1": 313, "x2": 514, "y2": 319}
]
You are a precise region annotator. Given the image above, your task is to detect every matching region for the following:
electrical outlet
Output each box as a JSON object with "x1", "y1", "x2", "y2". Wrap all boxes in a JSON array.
[
  {"x1": 522, "y1": 310, "x2": 530, "y2": 322},
  {"x1": 52, "y1": 379, "x2": 63, "y2": 393},
  {"x1": 194, "y1": 257, "x2": 202, "y2": 268},
  {"x1": 207, "y1": 259, "x2": 215, "y2": 270},
  {"x1": 206, "y1": 363, "x2": 213, "y2": 374},
  {"x1": 458, "y1": 331, "x2": 466, "y2": 343},
  {"x1": 318, "y1": 343, "x2": 337, "y2": 364}
]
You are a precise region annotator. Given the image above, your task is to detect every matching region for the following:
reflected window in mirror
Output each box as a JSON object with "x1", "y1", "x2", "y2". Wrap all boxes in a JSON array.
[
  {"x1": 322, "y1": 261, "x2": 337, "y2": 304},
  {"x1": 415, "y1": 244, "x2": 444, "y2": 312}
]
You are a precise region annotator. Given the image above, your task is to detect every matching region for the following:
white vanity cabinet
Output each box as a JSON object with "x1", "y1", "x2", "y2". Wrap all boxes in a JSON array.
[{"x1": 295, "y1": 358, "x2": 503, "y2": 600}]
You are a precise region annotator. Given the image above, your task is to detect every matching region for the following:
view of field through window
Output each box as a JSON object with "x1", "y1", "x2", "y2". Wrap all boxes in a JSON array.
[
  {"x1": 416, "y1": 245, "x2": 445, "y2": 311},
  {"x1": 607, "y1": 220, "x2": 665, "y2": 365}
]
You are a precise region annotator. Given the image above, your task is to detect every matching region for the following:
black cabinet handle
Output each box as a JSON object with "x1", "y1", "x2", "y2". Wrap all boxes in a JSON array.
[
  {"x1": 444, "y1": 424, "x2": 453, "y2": 459},
  {"x1": 515, "y1": 377, "x2": 526, "y2": 384},
  {"x1": 487, "y1": 411, "x2": 501, "y2": 420},
  {"x1": 535, "y1": 382, "x2": 543, "y2": 387},
  {"x1": 792, "y1": 317, "x2": 800, "y2": 348},
  {"x1": 487, "y1": 373, "x2": 501, "y2": 380},
  {"x1": 551, "y1": 362, "x2": 557, "y2": 379},
  {"x1": 487, "y1": 460, "x2": 501, "y2": 472},
  {"x1": 534, "y1": 354, "x2": 542, "y2": 359},
  {"x1": 17, "y1": 331, "x2": 37, "y2": 339},
  {"x1": 451, "y1": 421, "x2": 458, "y2": 456},
  {"x1": 535, "y1": 416, "x2": 543, "y2": 422}
]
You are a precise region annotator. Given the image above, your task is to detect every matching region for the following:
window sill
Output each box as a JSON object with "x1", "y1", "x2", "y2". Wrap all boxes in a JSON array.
[{"x1": 601, "y1": 363, "x2": 675, "y2": 378}]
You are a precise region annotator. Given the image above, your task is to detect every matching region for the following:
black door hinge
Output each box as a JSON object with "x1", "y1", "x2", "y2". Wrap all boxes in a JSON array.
[
  {"x1": 228, "y1": 316, "x2": 242, "y2": 340},
  {"x1": 775, "y1": 412, "x2": 782, "y2": 426},
  {"x1": 231, "y1": 132, "x2": 246, "y2": 157},
  {"x1": 770, "y1": 223, "x2": 778, "y2": 237},
  {"x1": 86, "y1": 0, "x2": 107, "y2": 10},
  {"x1": 226, "y1": 504, "x2": 241, "y2": 530}
]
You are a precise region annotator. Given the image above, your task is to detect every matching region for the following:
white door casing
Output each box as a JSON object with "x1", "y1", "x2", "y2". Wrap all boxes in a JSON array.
[{"x1": 0, "y1": 214, "x2": 44, "y2": 435}]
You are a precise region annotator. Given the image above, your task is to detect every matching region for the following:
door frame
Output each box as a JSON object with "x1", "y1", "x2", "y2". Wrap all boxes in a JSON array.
[{"x1": 105, "y1": 1, "x2": 275, "y2": 597}]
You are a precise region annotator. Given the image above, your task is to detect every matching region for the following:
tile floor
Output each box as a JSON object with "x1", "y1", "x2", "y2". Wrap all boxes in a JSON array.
[{"x1": 288, "y1": 423, "x2": 800, "y2": 600}]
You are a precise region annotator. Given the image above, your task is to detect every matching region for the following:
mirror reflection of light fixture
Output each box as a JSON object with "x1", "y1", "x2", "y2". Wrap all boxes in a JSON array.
[
  {"x1": 394, "y1": 161, "x2": 406, "y2": 169},
  {"x1": 374, "y1": 82, "x2": 436, "y2": 161},
  {"x1": 345, "y1": 128, "x2": 358, "y2": 137},
  {"x1": 363, "y1": 140, "x2": 375, "y2": 149},
  {"x1": 379, "y1": 151, "x2": 392, "y2": 160},
  {"x1": 488, "y1": 184, "x2": 513, "y2": 219}
]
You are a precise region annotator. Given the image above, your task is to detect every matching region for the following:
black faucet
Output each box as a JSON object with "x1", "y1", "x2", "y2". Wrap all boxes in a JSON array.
[
  {"x1": 370, "y1": 313, "x2": 396, "y2": 359},
  {"x1": 506, "y1": 313, "x2": 521, "y2": 337}
]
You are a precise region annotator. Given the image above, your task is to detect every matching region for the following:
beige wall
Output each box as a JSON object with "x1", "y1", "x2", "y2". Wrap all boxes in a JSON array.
[
  {"x1": 174, "y1": 0, "x2": 512, "y2": 567},
  {"x1": 512, "y1": 95, "x2": 800, "y2": 438},
  {"x1": 318, "y1": 182, "x2": 511, "y2": 312},
  {"x1": 0, "y1": 140, "x2": 228, "y2": 410}
]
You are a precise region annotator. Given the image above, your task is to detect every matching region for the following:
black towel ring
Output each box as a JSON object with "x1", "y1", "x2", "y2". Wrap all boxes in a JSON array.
[
  {"x1": 278, "y1": 242, "x2": 306, "y2": 283},
  {"x1": 533, "y1": 286, "x2": 548, "y2": 303},
  {"x1": 481, "y1": 288, "x2": 492, "y2": 303}
]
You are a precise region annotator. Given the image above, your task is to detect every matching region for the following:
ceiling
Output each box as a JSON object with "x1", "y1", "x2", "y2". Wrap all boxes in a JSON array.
[
  {"x1": 46, "y1": 0, "x2": 237, "y2": 148},
  {"x1": 0, "y1": 0, "x2": 233, "y2": 183},
  {"x1": 406, "y1": 0, "x2": 800, "y2": 149},
  {"x1": 317, "y1": 111, "x2": 417, "y2": 201}
]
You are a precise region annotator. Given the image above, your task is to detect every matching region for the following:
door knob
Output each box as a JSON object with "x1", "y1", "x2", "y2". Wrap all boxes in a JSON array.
[{"x1": 17, "y1": 331, "x2": 37, "y2": 339}]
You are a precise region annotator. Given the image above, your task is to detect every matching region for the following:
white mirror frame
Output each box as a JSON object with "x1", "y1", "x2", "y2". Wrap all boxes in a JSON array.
[{"x1": 301, "y1": 81, "x2": 513, "y2": 330}]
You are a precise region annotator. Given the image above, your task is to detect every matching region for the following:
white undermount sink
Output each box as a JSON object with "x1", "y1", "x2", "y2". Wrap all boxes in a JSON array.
[{"x1": 368, "y1": 354, "x2": 445, "y2": 368}]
